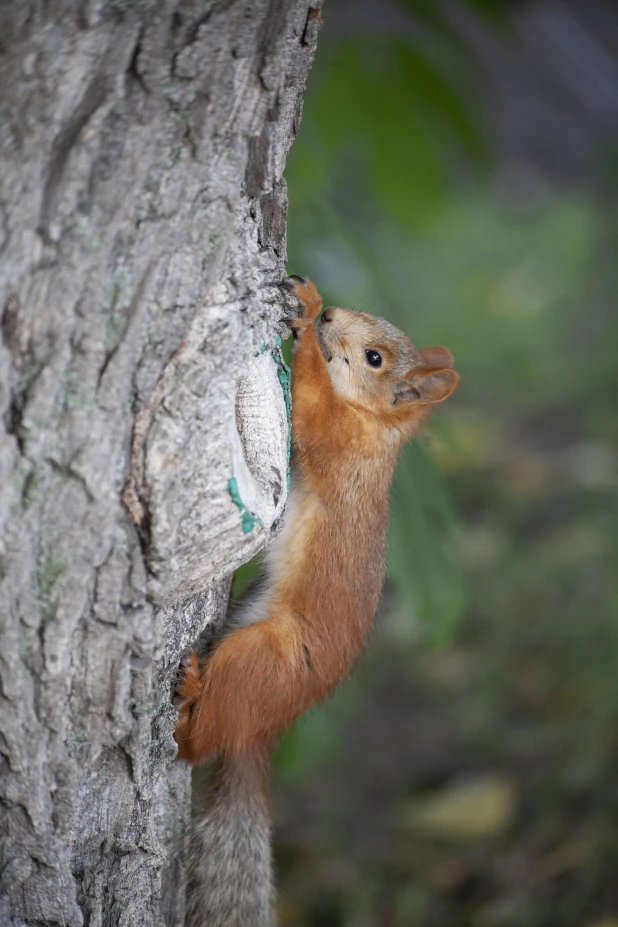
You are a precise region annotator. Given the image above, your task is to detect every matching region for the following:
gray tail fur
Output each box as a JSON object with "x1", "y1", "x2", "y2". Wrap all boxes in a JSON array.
[{"x1": 186, "y1": 751, "x2": 275, "y2": 927}]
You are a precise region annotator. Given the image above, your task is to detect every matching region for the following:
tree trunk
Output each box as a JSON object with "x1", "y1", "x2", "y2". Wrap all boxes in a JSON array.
[{"x1": 0, "y1": 2, "x2": 319, "y2": 924}]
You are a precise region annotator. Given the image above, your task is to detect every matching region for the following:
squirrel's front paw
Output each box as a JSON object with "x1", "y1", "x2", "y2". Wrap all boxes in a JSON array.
[{"x1": 282, "y1": 275, "x2": 323, "y2": 323}]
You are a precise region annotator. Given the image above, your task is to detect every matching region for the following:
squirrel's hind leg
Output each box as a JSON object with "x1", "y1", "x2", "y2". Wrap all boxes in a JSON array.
[{"x1": 174, "y1": 651, "x2": 202, "y2": 757}]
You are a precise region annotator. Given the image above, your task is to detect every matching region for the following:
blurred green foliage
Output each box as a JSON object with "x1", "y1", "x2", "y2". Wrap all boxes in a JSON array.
[
  {"x1": 267, "y1": 2, "x2": 618, "y2": 925},
  {"x1": 284, "y1": 12, "x2": 596, "y2": 641}
]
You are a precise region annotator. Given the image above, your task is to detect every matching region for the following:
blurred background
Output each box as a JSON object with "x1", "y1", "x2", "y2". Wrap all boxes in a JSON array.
[{"x1": 255, "y1": 0, "x2": 618, "y2": 924}]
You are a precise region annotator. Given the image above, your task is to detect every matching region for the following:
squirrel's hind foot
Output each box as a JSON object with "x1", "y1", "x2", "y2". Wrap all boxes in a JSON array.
[
  {"x1": 173, "y1": 651, "x2": 202, "y2": 759},
  {"x1": 173, "y1": 650, "x2": 201, "y2": 708}
]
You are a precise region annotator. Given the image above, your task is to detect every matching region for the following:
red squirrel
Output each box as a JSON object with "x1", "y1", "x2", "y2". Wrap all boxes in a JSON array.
[{"x1": 174, "y1": 276, "x2": 459, "y2": 926}]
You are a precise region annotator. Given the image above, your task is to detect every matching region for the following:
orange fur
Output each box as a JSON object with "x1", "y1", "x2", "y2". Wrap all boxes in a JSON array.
[{"x1": 174, "y1": 278, "x2": 459, "y2": 766}]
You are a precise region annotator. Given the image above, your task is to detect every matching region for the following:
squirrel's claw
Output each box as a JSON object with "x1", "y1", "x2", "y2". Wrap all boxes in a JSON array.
[
  {"x1": 280, "y1": 276, "x2": 309, "y2": 331},
  {"x1": 281, "y1": 275, "x2": 323, "y2": 323}
]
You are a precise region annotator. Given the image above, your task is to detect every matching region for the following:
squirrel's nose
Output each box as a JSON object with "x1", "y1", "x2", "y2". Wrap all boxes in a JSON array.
[{"x1": 321, "y1": 308, "x2": 334, "y2": 322}]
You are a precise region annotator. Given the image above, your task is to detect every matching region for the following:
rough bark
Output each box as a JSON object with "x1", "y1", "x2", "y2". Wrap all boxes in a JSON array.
[{"x1": 0, "y1": 1, "x2": 320, "y2": 924}]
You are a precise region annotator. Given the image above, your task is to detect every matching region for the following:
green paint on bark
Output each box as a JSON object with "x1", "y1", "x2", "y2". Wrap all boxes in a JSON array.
[{"x1": 228, "y1": 477, "x2": 262, "y2": 533}]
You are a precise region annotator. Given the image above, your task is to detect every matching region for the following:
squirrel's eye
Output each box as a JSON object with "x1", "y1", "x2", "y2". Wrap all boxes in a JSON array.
[{"x1": 365, "y1": 349, "x2": 382, "y2": 369}]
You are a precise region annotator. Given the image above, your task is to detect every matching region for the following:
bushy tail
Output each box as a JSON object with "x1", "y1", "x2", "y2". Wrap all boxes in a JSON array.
[{"x1": 186, "y1": 750, "x2": 274, "y2": 927}]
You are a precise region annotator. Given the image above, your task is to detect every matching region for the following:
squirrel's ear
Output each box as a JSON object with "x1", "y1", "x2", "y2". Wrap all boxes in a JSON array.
[
  {"x1": 418, "y1": 345, "x2": 454, "y2": 369},
  {"x1": 394, "y1": 362, "x2": 459, "y2": 406}
]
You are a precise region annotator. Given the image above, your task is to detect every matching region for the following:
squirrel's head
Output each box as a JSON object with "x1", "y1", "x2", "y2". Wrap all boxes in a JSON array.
[{"x1": 317, "y1": 307, "x2": 459, "y2": 433}]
